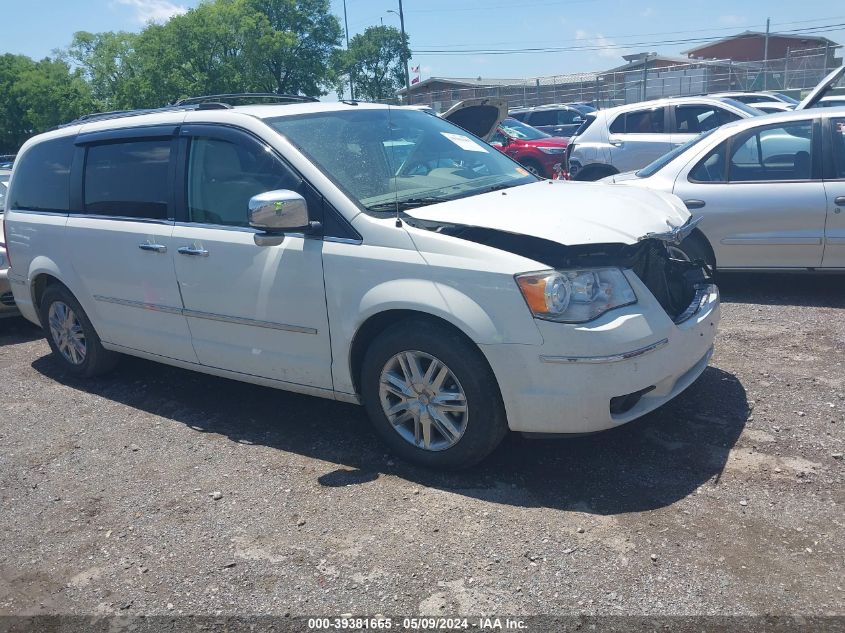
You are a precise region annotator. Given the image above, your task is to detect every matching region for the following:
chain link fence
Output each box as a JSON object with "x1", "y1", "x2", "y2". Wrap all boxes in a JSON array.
[{"x1": 403, "y1": 47, "x2": 841, "y2": 112}]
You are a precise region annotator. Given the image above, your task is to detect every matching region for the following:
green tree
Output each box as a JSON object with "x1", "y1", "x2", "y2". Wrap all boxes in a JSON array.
[
  {"x1": 340, "y1": 25, "x2": 410, "y2": 102},
  {"x1": 0, "y1": 54, "x2": 93, "y2": 153},
  {"x1": 65, "y1": 31, "x2": 139, "y2": 109}
]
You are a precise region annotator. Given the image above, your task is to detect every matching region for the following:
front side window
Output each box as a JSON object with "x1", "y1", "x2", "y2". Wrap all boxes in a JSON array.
[
  {"x1": 611, "y1": 108, "x2": 665, "y2": 134},
  {"x1": 728, "y1": 121, "x2": 813, "y2": 182},
  {"x1": 84, "y1": 139, "x2": 171, "y2": 219},
  {"x1": 688, "y1": 141, "x2": 727, "y2": 183},
  {"x1": 675, "y1": 105, "x2": 736, "y2": 134},
  {"x1": 268, "y1": 108, "x2": 535, "y2": 214},
  {"x1": 186, "y1": 137, "x2": 300, "y2": 227},
  {"x1": 638, "y1": 128, "x2": 718, "y2": 179},
  {"x1": 9, "y1": 137, "x2": 75, "y2": 213}
]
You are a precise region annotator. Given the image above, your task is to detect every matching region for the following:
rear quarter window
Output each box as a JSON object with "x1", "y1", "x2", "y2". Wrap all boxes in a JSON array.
[{"x1": 9, "y1": 136, "x2": 75, "y2": 213}]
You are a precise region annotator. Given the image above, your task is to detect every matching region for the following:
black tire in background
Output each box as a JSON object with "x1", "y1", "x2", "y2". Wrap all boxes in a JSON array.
[
  {"x1": 360, "y1": 318, "x2": 508, "y2": 469},
  {"x1": 520, "y1": 158, "x2": 546, "y2": 179},
  {"x1": 39, "y1": 284, "x2": 118, "y2": 378},
  {"x1": 573, "y1": 163, "x2": 618, "y2": 181}
]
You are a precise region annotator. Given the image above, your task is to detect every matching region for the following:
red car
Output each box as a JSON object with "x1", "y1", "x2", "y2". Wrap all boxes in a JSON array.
[{"x1": 489, "y1": 117, "x2": 569, "y2": 179}]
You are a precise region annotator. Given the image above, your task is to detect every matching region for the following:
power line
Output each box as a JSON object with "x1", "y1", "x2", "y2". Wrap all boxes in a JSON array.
[
  {"x1": 414, "y1": 15, "x2": 845, "y2": 49},
  {"x1": 412, "y1": 23, "x2": 845, "y2": 55}
]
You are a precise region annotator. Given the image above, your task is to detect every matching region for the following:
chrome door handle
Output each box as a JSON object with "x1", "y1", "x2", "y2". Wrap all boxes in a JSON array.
[
  {"x1": 139, "y1": 243, "x2": 167, "y2": 253},
  {"x1": 684, "y1": 199, "x2": 706, "y2": 210},
  {"x1": 610, "y1": 141, "x2": 624, "y2": 147},
  {"x1": 177, "y1": 246, "x2": 209, "y2": 257},
  {"x1": 835, "y1": 196, "x2": 845, "y2": 206}
]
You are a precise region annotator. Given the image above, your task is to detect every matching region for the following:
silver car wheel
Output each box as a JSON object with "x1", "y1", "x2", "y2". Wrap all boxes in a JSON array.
[
  {"x1": 378, "y1": 350, "x2": 469, "y2": 451},
  {"x1": 523, "y1": 163, "x2": 541, "y2": 177},
  {"x1": 48, "y1": 301, "x2": 87, "y2": 366}
]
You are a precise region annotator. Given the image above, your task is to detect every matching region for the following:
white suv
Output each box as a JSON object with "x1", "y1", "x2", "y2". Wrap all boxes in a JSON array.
[
  {"x1": 567, "y1": 96, "x2": 762, "y2": 181},
  {"x1": 4, "y1": 96, "x2": 720, "y2": 469}
]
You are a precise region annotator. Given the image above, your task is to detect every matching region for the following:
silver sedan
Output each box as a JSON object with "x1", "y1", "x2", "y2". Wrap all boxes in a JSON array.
[{"x1": 604, "y1": 107, "x2": 845, "y2": 271}]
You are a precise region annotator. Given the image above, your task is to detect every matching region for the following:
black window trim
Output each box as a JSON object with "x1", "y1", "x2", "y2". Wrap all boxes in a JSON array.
[
  {"x1": 822, "y1": 115, "x2": 845, "y2": 181},
  {"x1": 79, "y1": 132, "x2": 178, "y2": 222},
  {"x1": 687, "y1": 117, "x2": 822, "y2": 185},
  {"x1": 177, "y1": 122, "x2": 361, "y2": 242}
]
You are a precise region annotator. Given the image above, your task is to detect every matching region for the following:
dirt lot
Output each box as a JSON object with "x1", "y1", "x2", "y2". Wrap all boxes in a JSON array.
[{"x1": 0, "y1": 273, "x2": 842, "y2": 620}]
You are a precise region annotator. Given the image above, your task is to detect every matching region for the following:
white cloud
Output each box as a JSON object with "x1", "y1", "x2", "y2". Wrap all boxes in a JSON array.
[
  {"x1": 115, "y1": 0, "x2": 188, "y2": 24},
  {"x1": 575, "y1": 30, "x2": 620, "y2": 59},
  {"x1": 718, "y1": 14, "x2": 747, "y2": 26}
]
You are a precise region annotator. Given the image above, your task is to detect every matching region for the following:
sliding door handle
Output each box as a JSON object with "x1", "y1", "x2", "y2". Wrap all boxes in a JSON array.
[
  {"x1": 139, "y1": 242, "x2": 167, "y2": 253},
  {"x1": 177, "y1": 246, "x2": 209, "y2": 257},
  {"x1": 834, "y1": 196, "x2": 845, "y2": 207}
]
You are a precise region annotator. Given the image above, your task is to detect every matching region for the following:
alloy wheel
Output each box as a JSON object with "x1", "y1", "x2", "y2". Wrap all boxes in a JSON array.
[
  {"x1": 378, "y1": 350, "x2": 469, "y2": 451},
  {"x1": 48, "y1": 301, "x2": 87, "y2": 365}
]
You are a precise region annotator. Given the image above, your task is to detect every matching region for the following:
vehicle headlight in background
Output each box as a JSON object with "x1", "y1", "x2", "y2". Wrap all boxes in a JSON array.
[
  {"x1": 516, "y1": 268, "x2": 637, "y2": 323},
  {"x1": 537, "y1": 146, "x2": 567, "y2": 155}
]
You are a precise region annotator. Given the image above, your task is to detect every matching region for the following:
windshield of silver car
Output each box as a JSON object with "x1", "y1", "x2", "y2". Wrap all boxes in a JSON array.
[{"x1": 268, "y1": 108, "x2": 537, "y2": 213}]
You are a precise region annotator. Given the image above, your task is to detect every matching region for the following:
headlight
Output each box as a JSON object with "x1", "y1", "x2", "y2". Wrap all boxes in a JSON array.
[
  {"x1": 516, "y1": 268, "x2": 637, "y2": 323},
  {"x1": 537, "y1": 146, "x2": 567, "y2": 155}
]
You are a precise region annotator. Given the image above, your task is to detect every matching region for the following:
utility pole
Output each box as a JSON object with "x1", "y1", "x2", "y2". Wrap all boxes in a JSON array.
[
  {"x1": 642, "y1": 54, "x2": 650, "y2": 101},
  {"x1": 398, "y1": 0, "x2": 410, "y2": 94},
  {"x1": 763, "y1": 17, "x2": 770, "y2": 91},
  {"x1": 343, "y1": 0, "x2": 354, "y2": 99}
]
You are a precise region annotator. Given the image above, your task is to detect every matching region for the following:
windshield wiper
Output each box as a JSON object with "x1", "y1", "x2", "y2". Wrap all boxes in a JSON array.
[{"x1": 366, "y1": 197, "x2": 449, "y2": 212}]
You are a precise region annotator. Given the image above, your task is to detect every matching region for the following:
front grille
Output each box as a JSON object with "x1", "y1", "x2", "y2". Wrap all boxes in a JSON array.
[
  {"x1": 631, "y1": 241, "x2": 709, "y2": 323},
  {"x1": 0, "y1": 292, "x2": 15, "y2": 307}
]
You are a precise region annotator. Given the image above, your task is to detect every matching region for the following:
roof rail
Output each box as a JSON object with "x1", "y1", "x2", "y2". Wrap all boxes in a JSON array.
[
  {"x1": 173, "y1": 93, "x2": 318, "y2": 106},
  {"x1": 57, "y1": 106, "x2": 189, "y2": 128}
]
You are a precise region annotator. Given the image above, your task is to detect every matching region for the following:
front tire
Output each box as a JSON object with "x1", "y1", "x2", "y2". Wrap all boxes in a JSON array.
[
  {"x1": 39, "y1": 284, "x2": 118, "y2": 378},
  {"x1": 361, "y1": 319, "x2": 508, "y2": 469},
  {"x1": 520, "y1": 159, "x2": 545, "y2": 179}
]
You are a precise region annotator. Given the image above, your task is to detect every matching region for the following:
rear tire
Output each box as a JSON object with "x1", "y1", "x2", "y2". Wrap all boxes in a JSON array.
[
  {"x1": 39, "y1": 284, "x2": 118, "y2": 378},
  {"x1": 520, "y1": 159, "x2": 546, "y2": 179},
  {"x1": 361, "y1": 318, "x2": 508, "y2": 469}
]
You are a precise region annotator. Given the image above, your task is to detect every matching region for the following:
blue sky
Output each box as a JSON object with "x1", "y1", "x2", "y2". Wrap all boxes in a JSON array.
[{"x1": 3, "y1": 0, "x2": 844, "y2": 79}]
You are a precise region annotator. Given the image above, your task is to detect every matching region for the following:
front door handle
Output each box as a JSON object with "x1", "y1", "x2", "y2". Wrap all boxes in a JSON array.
[
  {"x1": 684, "y1": 199, "x2": 706, "y2": 210},
  {"x1": 610, "y1": 141, "x2": 624, "y2": 147},
  {"x1": 177, "y1": 246, "x2": 209, "y2": 257},
  {"x1": 835, "y1": 196, "x2": 845, "y2": 206},
  {"x1": 139, "y1": 242, "x2": 167, "y2": 253}
]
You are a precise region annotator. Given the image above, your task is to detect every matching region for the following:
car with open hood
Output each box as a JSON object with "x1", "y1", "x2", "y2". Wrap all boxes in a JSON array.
[{"x1": 4, "y1": 95, "x2": 719, "y2": 469}]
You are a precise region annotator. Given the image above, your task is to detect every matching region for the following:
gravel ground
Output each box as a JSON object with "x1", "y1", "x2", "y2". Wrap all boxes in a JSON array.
[{"x1": 0, "y1": 273, "x2": 842, "y2": 620}]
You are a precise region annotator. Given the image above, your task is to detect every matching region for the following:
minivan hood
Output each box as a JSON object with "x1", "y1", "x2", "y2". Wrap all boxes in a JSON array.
[{"x1": 405, "y1": 180, "x2": 690, "y2": 246}]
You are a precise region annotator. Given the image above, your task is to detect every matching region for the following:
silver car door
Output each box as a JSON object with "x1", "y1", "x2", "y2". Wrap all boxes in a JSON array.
[
  {"x1": 607, "y1": 106, "x2": 671, "y2": 172},
  {"x1": 674, "y1": 118, "x2": 826, "y2": 269},
  {"x1": 822, "y1": 115, "x2": 845, "y2": 267}
]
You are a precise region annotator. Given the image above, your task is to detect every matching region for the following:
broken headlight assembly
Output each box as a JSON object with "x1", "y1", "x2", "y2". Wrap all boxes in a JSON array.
[{"x1": 516, "y1": 268, "x2": 637, "y2": 323}]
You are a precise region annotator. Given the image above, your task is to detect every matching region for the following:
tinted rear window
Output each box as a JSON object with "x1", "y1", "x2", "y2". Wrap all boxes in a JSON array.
[
  {"x1": 9, "y1": 136, "x2": 75, "y2": 212},
  {"x1": 84, "y1": 139, "x2": 171, "y2": 219}
]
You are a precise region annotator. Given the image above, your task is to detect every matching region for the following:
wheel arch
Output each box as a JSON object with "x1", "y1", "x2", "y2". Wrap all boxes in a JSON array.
[{"x1": 348, "y1": 309, "x2": 498, "y2": 399}]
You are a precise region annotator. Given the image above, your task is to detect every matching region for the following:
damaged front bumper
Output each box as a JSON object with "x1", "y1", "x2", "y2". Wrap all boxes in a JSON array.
[{"x1": 480, "y1": 275, "x2": 720, "y2": 435}]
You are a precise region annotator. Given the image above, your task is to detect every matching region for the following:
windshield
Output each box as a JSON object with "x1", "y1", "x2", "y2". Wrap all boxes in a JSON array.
[
  {"x1": 500, "y1": 118, "x2": 550, "y2": 140},
  {"x1": 268, "y1": 108, "x2": 536, "y2": 213},
  {"x1": 719, "y1": 98, "x2": 765, "y2": 117},
  {"x1": 769, "y1": 92, "x2": 799, "y2": 106},
  {"x1": 636, "y1": 128, "x2": 717, "y2": 178}
]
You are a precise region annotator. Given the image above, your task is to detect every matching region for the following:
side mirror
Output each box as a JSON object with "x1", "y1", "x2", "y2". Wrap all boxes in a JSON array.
[{"x1": 249, "y1": 190, "x2": 312, "y2": 233}]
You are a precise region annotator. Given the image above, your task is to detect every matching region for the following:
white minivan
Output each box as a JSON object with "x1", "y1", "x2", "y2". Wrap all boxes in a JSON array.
[{"x1": 3, "y1": 97, "x2": 720, "y2": 468}]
